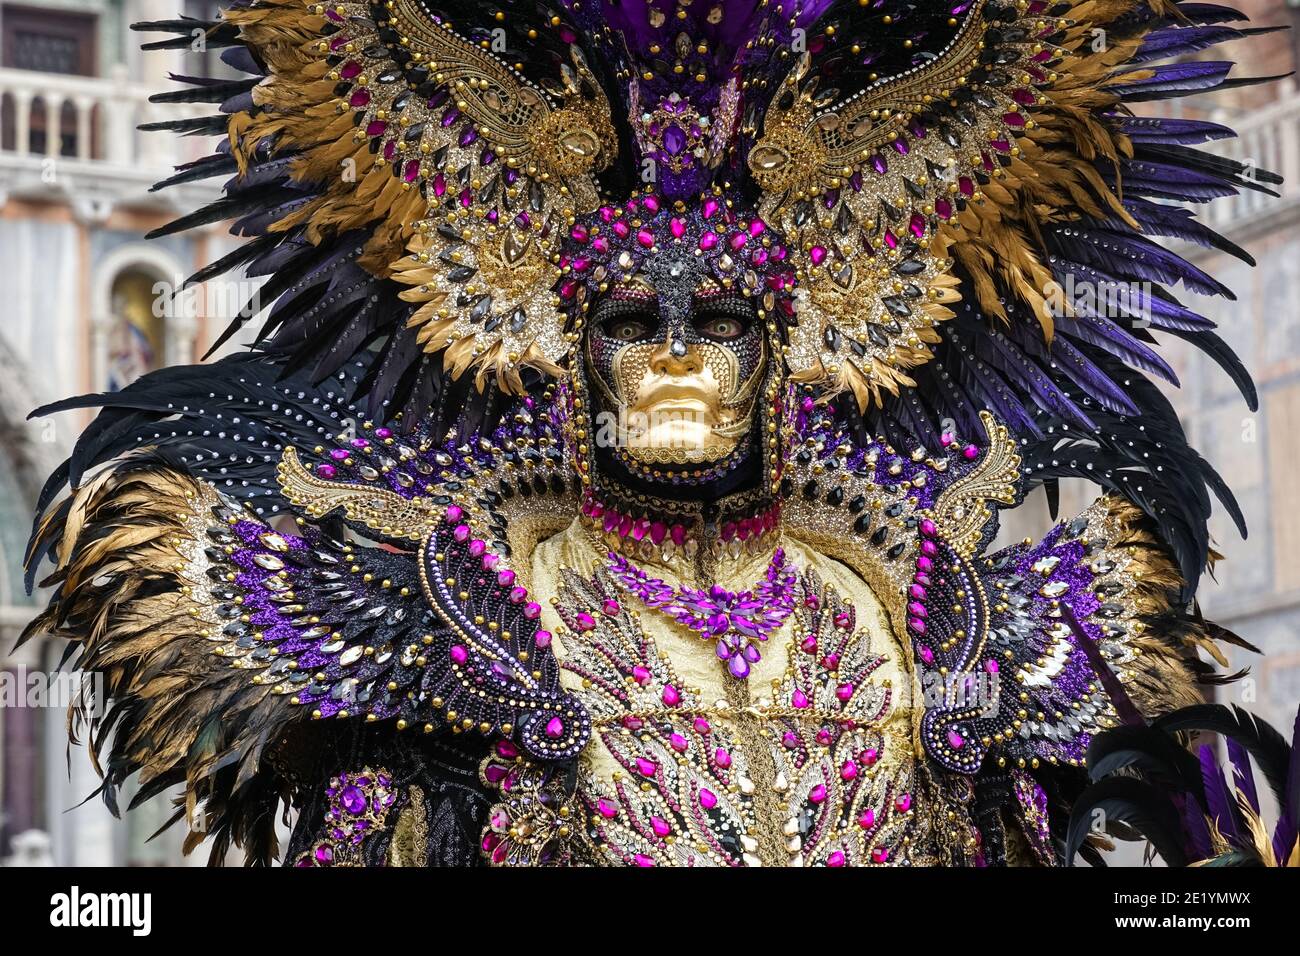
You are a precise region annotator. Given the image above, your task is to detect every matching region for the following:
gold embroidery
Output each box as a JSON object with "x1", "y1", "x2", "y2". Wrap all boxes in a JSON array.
[
  {"x1": 928, "y1": 412, "x2": 1021, "y2": 556},
  {"x1": 276, "y1": 446, "x2": 441, "y2": 541},
  {"x1": 538, "y1": 530, "x2": 922, "y2": 866},
  {"x1": 387, "y1": 785, "x2": 430, "y2": 867}
]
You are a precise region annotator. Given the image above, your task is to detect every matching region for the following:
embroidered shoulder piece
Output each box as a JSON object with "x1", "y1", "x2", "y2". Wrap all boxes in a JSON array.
[
  {"x1": 272, "y1": 384, "x2": 590, "y2": 762},
  {"x1": 780, "y1": 402, "x2": 1238, "y2": 777}
]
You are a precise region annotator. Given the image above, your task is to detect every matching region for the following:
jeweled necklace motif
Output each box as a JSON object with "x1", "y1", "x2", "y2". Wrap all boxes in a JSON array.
[{"x1": 606, "y1": 548, "x2": 798, "y2": 679}]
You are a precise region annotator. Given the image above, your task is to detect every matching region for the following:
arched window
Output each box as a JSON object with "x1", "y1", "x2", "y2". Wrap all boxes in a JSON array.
[{"x1": 106, "y1": 268, "x2": 166, "y2": 391}]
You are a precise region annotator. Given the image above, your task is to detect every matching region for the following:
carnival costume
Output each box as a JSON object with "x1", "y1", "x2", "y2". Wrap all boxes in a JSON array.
[{"x1": 21, "y1": 0, "x2": 1298, "y2": 867}]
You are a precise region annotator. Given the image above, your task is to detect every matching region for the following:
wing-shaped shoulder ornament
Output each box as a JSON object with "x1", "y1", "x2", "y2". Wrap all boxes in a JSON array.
[
  {"x1": 224, "y1": 0, "x2": 616, "y2": 393},
  {"x1": 780, "y1": 402, "x2": 1244, "y2": 780}
]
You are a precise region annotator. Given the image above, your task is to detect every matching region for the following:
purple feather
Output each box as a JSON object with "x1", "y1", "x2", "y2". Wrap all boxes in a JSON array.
[
  {"x1": 1113, "y1": 115, "x2": 1237, "y2": 145},
  {"x1": 1110, "y1": 61, "x2": 1235, "y2": 101},
  {"x1": 1273, "y1": 705, "x2": 1300, "y2": 865},
  {"x1": 1226, "y1": 737, "x2": 1260, "y2": 813},
  {"x1": 1200, "y1": 743, "x2": 1241, "y2": 845}
]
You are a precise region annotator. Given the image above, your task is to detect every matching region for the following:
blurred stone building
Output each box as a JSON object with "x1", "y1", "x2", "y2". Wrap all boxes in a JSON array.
[
  {"x1": 0, "y1": 1, "x2": 1297, "y2": 866},
  {"x1": 0, "y1": 0, "x2": 245, "y2": 865}
]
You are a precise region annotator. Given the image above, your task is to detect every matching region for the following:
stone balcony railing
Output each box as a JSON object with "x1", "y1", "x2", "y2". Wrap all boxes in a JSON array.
[
  {"x1": 0, "y1": 64, "x2": 220, "y2": 216},
  {"x1": 1201, "y1": 79, "x2": 1300, "y2": 236}
]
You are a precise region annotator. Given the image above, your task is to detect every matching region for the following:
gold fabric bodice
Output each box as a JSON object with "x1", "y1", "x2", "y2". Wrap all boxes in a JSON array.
[{"x1": 529, "y1": 519, "x2": 932, "y2": 866}]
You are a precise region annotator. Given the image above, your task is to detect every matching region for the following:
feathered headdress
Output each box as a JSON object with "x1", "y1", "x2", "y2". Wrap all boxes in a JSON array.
[{"x1": 133, "y1": 0, "x2": 1280, "y2": 588}]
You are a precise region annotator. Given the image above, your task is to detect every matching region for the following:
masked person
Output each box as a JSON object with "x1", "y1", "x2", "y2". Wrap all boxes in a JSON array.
[{"x1": 23, "y1": 0, "x2": 1279, "y2": 866}]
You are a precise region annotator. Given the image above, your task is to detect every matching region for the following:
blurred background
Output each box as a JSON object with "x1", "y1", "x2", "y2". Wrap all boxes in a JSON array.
[{"x1": 0, "y1": 0, "x2": 1297, "y2": 865}]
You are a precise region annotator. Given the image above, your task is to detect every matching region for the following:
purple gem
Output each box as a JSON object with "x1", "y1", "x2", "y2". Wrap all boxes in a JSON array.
[
  {"x1": 340, "y1": 786, "x2": 367, "y2": 815},
  {"x1": 662, "y1": 124, "x2": 687, "y2": 156}
]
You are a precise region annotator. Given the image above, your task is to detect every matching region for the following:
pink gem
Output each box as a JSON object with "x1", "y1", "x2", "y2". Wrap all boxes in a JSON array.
[
  {"x1": 782, "y1": 731, "x2": 799, "y2": 749},
  {"x1": 800, "y1": 635, "x2": 817, "y2": 654},
  {"x1": 670, "y1": 217, "x2": 686, "y2": 239},
  {"x1": 523, "y1": 601, "x2": 541, "y2": 620},
  {"x1": 840, "y1": 760, "x2": 858, "y2": 781},
  {"x1": 602, "y1": 599, "x2": 621, "y2": 616},
  {"x1": 895, "y1": 793, "x2": 912, "y2": 813},
  {"x1": 449, "y1": 645, "x2": 468, "y2": 664},
  {"x1": 669, "y1": 733, "x2": 688, "y2": 753},
  {"x1": 693, "y1": 717, "x2": 711, "y2": 734},
  {"x1": 815, "y1": 728, "x2": 833, "y2": 746},
  {"x1": 534, "y1": 630, "x2": 552, "y2": 648},
  {"x1": 575, "y1": 612, "x2": 597, "y2": 631},
  {"x1": 792, "y1": 689, "x2": 809, "y2": 709},
  {"x1": 634, "y1": 854, "x2": 656, "y2": 867},
  {"x1": 636, "y1": 228, "x2": 655, "y2": 248},
  {"x1": 985, "y1": 659, "x2": 999, "y2": 674},
  {"x1": 635, "y1": 758, "x2": 657, "y2": 777},
  {"x1": 871, "y1": 847, "x2": 890, "y2": 863},
  {"x1": 651, "y1": 816, "x2": 671, "y2": 838},
  {"x1": 858, "y1": 808, "x2": 876, "y2": 829},
  {"x1": 508, "y1": 586, "x2": 527, "y2": 604},
  {"x1": 545, "y1": 716, "x2": 564, "y2": 738},
  {"x1": 632, "y1": 666, "x2": 651, "y2": 685},
  {"x1": 836, "y1": 683, "x2": 854, "y2": 702},
  {"x1": 596, "y1": 798, "x2": 618, "y2": 819},
  {"x1": 497, "y1": 569, "x2": 516, "y2": 587},
  {"x1": 714, "y1": 748, "x2": 732, "y2": 769},
  {"x1": 661, "y1": 684, "x2": 681, "y2": 706},
  {"x1": 861, "y1": 748, "x2": 878, "y2": 766},
  {"x1": 809, "y1": 246, "x2": 827, "y2": 266},
  {"x1": 827, "y1": 850, "x2": 846, "y2": 868},
  {"x1": 947, "y1": 729, "x2": 965, "y2": 749},
  {"x1": 698, "y1": 231, "x2": 719, "y2": 251},
  {"x1": 699, "y1": 788, "x2": 717, "y2": 809},
  {"x1": 809, "y1": 784, "x2": 827, "y2": 804}
]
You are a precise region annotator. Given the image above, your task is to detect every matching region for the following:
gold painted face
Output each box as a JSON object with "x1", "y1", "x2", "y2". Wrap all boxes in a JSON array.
[
  {"x1": 618, "y1": 335, "x2": 752, "y2": 462},
  {"x1": 586, "y1": 279, "x2": 767, "y2": 466}
]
